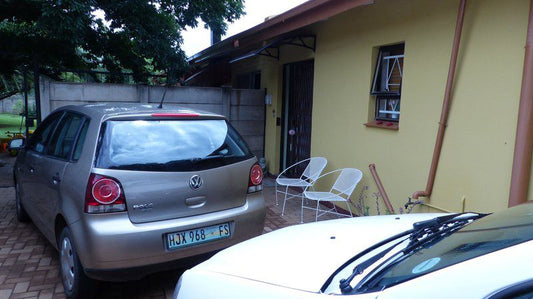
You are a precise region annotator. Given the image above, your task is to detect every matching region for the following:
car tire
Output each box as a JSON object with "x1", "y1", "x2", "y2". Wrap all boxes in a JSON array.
[
  {"x1": 59, "y1": 227, "x2": 96, "y2": 299},
  {"x1": 15, "y1": 182, "x2": 30, "y2": 223}
]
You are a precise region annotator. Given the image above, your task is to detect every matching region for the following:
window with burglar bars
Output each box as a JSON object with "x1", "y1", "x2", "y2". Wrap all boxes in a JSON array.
[{"x1": 371, "y1": 43, "x2": 404, "y2": 123}]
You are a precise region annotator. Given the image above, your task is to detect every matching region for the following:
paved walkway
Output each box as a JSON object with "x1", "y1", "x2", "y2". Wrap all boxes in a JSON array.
[{"x1": 0, "y1": 152, "x2": 337, "y2": 298}]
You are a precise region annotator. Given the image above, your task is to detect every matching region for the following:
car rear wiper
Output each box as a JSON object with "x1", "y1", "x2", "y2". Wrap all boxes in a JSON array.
[
  {"x1": 336, "y1": 213, "x2": 487, "y2": 294},
  {"x1": 350, "y1": 212, "x2": 488, "y2": 294},
  {"x1": 190, "y1": 154, "x2": 229, "y2": 163},
  {"x1": 109, "y1": 162, "x2": 165, "y2": 170}
]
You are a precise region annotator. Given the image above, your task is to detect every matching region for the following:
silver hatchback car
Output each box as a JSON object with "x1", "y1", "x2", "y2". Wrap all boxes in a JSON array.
[{"x1": 13, "y1": 104, "x2": 266, "y2": 298}]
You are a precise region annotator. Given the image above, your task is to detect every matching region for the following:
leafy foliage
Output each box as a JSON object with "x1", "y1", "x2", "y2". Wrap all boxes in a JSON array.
[
  {"x1": 13, "y1": 98, "x2": 36, "y2": 115},
  {"x1": 0, "y1": 0, "x2": 244, "y2": 85},
  {"x1": 0, "y1": 69, "x2": 34, "y2": 100}
]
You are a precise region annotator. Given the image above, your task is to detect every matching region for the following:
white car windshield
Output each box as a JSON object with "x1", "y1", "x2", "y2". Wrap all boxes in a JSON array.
[{"x1": 329, "y1": 204, "x2": 533, "y2": 294}]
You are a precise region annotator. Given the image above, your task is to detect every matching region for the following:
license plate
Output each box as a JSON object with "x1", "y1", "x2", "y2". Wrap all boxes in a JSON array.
[{"x1": 166, "y1": 223, "x2": 231, "y2": 250}]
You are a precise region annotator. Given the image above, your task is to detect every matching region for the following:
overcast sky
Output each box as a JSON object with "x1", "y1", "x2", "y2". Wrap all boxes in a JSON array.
[{"x1": 181, "y1": 0, "x2": 308, "y2": 57}]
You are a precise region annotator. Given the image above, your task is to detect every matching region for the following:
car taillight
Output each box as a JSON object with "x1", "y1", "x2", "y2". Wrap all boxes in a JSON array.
[
  {"x1": 85, "y1": 173, "x2": 127, "y2": 213},
  {"x1": 248, "y1": 163, "x2": 263, "y2": 193}
]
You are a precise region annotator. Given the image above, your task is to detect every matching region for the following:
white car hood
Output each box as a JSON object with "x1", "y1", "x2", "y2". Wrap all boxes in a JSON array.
[{"x1": 191, "y1": 213, "x2": 442, "y2": 293}]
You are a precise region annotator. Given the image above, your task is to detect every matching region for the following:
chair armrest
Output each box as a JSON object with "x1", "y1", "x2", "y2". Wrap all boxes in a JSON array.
[
  {"x1": 312, "y1": 168, "x2": 344, "y2": 181},
  {"x1": 305, "y1": 168, "x2": 361, "y2": 196},
  {"x1": 301, "y1": 169, "x2": 343, "y2": 192},
  {"x1": 277, "y1": 157, "x2": 313, "y2": 178}
]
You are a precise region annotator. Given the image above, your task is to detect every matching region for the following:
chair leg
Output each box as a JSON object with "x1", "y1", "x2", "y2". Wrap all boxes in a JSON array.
[
  {"x1": 300, "y1": 194, "x2": 304, "y2": 224},
  {"x1": 333, "y1": 204, "x2": 339, "y2": 218},
  {"x1": 347, "y1": 201, "x2": 353, "y2": 218},
  {"x1": 315, "y1": 200, "x2": 320, "y2": 222},
  {"x1": 305, "y1": 185, "x2": 315, "y2": 206},
  {"x1": 275, "y1": 183, "x2": 279, "y2": 206},
  {"x1": 281, "y1": 185, "x2": 289, "y2": 216}
]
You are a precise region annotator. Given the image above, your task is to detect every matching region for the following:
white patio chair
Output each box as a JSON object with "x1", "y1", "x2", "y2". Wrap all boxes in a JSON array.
[
  {"x1": 275, "y1": 157, "x2": 328, "y2": 223},
  {"x1": 302, "y1": 168, "x2": 363, "y2": 222}
]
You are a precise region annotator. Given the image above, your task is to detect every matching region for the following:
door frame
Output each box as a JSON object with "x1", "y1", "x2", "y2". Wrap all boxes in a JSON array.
[{"x1": 279, "y1": 59, "x2": 315, "y2": 174}]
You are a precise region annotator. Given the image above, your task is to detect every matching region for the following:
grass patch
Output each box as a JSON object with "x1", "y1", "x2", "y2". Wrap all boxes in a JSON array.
[{"x1": 0, "y1": 113, "x2": 36, "y2": 139}]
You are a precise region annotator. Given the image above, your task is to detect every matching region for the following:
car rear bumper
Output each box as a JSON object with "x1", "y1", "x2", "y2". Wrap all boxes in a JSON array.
[{"x1": 70, "y1": 192, "x2": 265, "y2": 279}]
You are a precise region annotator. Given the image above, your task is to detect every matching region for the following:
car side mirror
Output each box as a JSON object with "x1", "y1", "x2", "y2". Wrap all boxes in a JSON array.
[
  {"x1": 8, "y1": 138, "x2": 24, "y2": 150},
  {"x1": 7, "y1": 138, "x2": 25, "y2": 156}
]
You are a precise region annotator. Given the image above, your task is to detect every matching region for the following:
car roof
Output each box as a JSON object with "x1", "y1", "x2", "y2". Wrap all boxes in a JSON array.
[{"x1": 55, "y1": 103, "x2": 224, "y2": 120}]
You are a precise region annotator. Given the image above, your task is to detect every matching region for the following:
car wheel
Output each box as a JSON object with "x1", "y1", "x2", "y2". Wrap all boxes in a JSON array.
[
  {"x1": 59, "y1": 227, "x2": 95, "y2": 299},
  {"x1": 15, "y1": 182, "x2": 30, "y2": 223}
]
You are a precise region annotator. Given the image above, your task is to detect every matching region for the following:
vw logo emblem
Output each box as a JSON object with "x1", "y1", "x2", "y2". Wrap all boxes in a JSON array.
[{"x1": 189, "y1": 175, "x2": 203, "y2": 190}]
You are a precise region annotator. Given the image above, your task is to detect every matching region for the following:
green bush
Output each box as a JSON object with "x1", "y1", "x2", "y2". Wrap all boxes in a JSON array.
[{"x1": 12, "y1": 99, "x2": 36, "y2": 116}]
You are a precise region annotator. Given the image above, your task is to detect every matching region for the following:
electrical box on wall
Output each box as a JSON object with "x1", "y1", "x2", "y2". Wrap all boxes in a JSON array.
[{"x1": 265, "y1": 94, "x2": 272, "y2": 105}]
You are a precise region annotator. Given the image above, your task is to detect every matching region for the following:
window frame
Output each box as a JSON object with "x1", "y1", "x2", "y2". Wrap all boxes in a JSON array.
[
  {"x1": 375, "y1": 96, "x2": 401, "y2": 122},
  {"x1": 371, "y1": 44, "x2": 405, "y2": 96},
  {"x1": 27, "y1": 110, "x2": 90, "y2": 162},
  {"x1": 370, "y1": 43, "x2": 405, "y2": 125},
  {"x1": 72, "y1": 118, "x2": 90, "y2": 162},
  {"x1": 45, "y1": 112, "x2": 87, "y2": 160},
  {"x1": 27, "y1": 111, "x2": 64, "y2": 154}
]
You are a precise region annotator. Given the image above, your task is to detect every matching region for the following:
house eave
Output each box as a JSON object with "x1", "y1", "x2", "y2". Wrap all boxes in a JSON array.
[{"x1": 187, "y1": 0, "x2": 374, "y2": 64}]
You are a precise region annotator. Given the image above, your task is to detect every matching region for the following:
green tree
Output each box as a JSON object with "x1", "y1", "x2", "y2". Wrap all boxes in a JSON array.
[
  {"x1": 0, "y1": 0, "x2": 244, "y2": 85},
  {"x1": 0, "y1": 71, "x2": 23, "y2": 99}
]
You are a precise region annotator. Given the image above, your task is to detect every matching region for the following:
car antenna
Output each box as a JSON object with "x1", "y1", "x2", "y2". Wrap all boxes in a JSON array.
[{"x1": 158, "y1": 86, "x2": 168, "y2": 109}]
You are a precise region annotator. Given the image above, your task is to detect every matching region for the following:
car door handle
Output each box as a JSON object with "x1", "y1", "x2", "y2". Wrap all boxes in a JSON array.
[
  {"x1": 185, "y1": 196, "x2": 207, "y2": 208},
  {"x1": 52, "y1": 175, "x2": 61, "y2": 185}
]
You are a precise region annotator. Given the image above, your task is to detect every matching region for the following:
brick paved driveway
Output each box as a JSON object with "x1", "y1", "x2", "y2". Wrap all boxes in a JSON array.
[
  {"x1": 0, "y1": 185, "x2": 183, "y2": 299},
  {"x1": 0, "y1": 152, "x2": 335, "y2": 298}
]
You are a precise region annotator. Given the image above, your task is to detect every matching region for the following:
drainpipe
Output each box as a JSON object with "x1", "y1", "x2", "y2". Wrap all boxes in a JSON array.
[
  {"x1": 508, "y1": 0, "x2": 533, "y2": 207},
  {"x1": 369, "y1": 164, "x2": 395, "y2": 214},
  {"x1": 412, "y1": 0, "x2": 466, "y2": 199}
]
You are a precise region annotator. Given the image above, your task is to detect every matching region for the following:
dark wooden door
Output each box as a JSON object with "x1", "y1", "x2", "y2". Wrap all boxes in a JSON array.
[{"x1": 281, "y1": 60, "x2": 314, "y2": 177}]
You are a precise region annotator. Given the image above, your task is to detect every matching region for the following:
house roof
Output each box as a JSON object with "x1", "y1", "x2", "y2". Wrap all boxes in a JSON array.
[{"x1": 188, "y1": 0, "x2": 374, "y2": 65}]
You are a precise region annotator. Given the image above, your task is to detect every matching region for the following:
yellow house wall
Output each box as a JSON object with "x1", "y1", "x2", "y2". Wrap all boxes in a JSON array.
[
  {"x1": 310, "y1": 0, "x2": 528, "y2": 214},
  {"x1": 231, "y1": 0, "x2": 529, "y2": 214}
]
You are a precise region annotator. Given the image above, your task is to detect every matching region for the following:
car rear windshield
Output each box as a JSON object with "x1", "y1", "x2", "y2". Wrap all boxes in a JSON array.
[{"x1": 95, "y1": 119, "x2": 253, "y2": 171}]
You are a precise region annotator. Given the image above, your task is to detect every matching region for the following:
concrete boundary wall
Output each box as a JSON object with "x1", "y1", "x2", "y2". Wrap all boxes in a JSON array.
[
  {"x1": 0, "y1": 97, "x2": 19, "y2": 114},
  {"x1": 40, "y1": 77, "x2": 265, "y2": 158}
]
